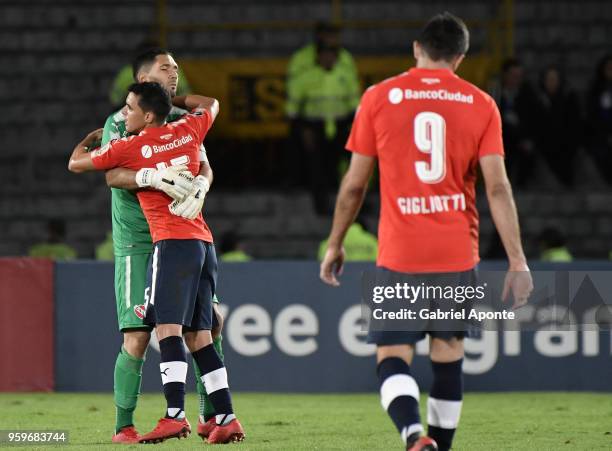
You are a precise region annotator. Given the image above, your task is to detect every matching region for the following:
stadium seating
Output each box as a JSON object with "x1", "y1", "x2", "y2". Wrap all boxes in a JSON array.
[
  {"x1": 1, "y1": 0, "x2": 611, "y2": 259},
  {"x1": 1, "y1": 184, "x2": 611, "y2": 259}
]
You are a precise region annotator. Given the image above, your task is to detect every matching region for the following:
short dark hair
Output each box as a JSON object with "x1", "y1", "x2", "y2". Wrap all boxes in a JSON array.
[
  {"x1": 127, "y1": 82, "x2": 171, "y2": 122},
  {"x1": 316, "y1": 41, "x2": 340, "y2": 54},
  {"x1": 417, "y1": 12, "x2": 469, "y2": 62},
  {"x1": 132, "y1": 48, "x2": 172, "y2": 80},
  {"x1": 315, "y1": 22, "x2": 340, "y2": 36}
]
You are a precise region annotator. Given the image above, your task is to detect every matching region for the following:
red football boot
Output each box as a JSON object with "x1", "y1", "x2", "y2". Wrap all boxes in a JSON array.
[
  {"x1": 139, "y1": 417, "x2": 191, "y2": 444},
  {"x1": 407, "y1": 436, "x2": 438, "y2": 451},
  {"x1": 111, "y1": 425, "x2": 140, "y2": 444},
  {"x1": 197, "y1": 417, "x2": 217, "y2": 440},
  {"x1": 207, "y1": 418, "x2": 245, "y2": 444}
]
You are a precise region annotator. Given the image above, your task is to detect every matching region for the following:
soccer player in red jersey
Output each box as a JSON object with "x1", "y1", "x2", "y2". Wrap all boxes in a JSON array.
[
  {"x1": 320, "y1": 13, "x2": 533, "y2": 451},
  {"x1": 68, "y1": 82, "x2": 244, "y2": 444}
]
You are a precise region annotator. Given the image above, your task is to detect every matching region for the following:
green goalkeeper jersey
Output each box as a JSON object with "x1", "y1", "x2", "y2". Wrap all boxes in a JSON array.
[{"x1": 101, "y1": 107, "x2": 192, "y2": 257}]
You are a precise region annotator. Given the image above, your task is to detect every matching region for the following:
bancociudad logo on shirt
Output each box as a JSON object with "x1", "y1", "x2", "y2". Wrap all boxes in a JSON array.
[
  {"x1": 141, "y1": 134, "x2": 194, "y2": 159},
  {"x1": 388, "y1": 87, "x2": 473, "y2": 105}
]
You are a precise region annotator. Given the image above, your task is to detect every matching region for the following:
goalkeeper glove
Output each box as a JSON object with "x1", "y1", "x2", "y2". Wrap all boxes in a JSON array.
[
  {"x1": 168, "y1": 175, "x2": 210, "y2": 220},
  {"x1": 135, "y1": 165, "x2": 194, "y2": 201}
]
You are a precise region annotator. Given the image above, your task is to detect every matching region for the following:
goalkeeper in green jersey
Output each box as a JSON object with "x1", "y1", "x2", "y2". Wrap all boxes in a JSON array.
[{"x1": 101, "y1": 48, "x2": 225, "y2": 444}]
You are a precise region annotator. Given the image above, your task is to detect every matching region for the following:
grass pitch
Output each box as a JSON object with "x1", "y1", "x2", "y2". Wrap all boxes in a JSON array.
[{"x1": 1, "y1": 392, "x2": 611, "y2": 450}]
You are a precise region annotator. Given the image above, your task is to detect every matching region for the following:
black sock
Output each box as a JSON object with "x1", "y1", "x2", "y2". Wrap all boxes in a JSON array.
[
  {"x1": 428, "y1": 359, "x2": 463, "y2": 451},
  {"x1": 159, "y1": 336, "x2": 187, "y2": 419},
  {"x1": 192, "y1": 344, "x2": 234, "y2": 423},
  {"x1": 377, "y1": 357, "x2": 422, "y2": 445}
]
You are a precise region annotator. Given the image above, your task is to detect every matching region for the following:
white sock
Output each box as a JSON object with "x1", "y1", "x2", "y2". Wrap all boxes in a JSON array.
[
  {"x1": 167, "y1": 408, "x2": 185, "y2": 419},
  {"x1": 215, "y1": 413, "x2": 236, "y2": 425}
]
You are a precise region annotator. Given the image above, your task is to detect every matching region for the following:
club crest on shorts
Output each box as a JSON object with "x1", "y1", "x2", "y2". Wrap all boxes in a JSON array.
[{"x1": 133, "y1": 304, "x2": 146, "y2": 319}]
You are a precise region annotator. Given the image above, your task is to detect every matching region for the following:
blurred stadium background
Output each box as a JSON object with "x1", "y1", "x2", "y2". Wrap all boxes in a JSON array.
[
  {"x1": 3, "y1": 0, "x2": 612, "y2": 259},
  {"x1": 1, "y1": 0, "x2": 612, "y2": 449}
]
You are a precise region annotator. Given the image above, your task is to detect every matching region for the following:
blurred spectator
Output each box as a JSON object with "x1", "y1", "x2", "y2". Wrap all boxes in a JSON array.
[
  {"x1": 318, "y1": 217, "x2": 377, "y2": 261},
  {"x1": 95, "y1": 231, "x2": 114, "y2": 261},
  {"x1": 28, "y1": 219, "x2": 77, "y2": 260},
  {"x1": 533, "y1": 66, "x2": 581, "y2": 188},
  {"x1": 108, "y1": 38, "x2": 192, "y2": 109},
  {"x1": 287, "y1": 22, "x2": 356, "y2": 82},
  {"x1": 490, "y1": 58, "x2": 538, "y2": 188},
  {"x1": 586, "y1": 54, "x2": 612, "y2": 186},
  {"x1": 219, "y1": 231, "x2": 252, "y2": 262},
  {"x1": 286, "y1": 23, "x2": 361, "y2": 214},
  {"x1": 537, "y1": 227, "x2": 573, "y2": 262}
]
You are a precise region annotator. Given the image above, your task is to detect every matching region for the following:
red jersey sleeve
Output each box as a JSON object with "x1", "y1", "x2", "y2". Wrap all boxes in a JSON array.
[
  {"x1": 185, "y1": 108, "x2": 213, "y2": 141},
  {"x1": 478, "y1": 99, "x2": 505, "y2": 158},
  {"x1": 90, "y1": 137, "x2": 134, "y2": 170},
  {"x1": 346, "y1": 87, "x2": 377, "y2": 157}
]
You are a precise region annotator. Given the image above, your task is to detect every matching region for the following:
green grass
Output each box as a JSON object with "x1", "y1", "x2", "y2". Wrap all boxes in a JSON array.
[{"x1": 1, "y1": 393, "x2": 611, "y2": 450}]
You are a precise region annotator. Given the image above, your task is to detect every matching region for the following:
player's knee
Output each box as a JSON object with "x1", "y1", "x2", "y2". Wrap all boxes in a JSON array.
[
  {"x1": 430, "y1": 337, "x2": 464, "y2": 362},
  {"x1": 376, "y1": 344, "x2": 415, "y2": 365},
  {"x1": 183, "y1": 331, "x2": 197, "y2": 352},
  {"x1": 123, "y1": 330, "x2": 151, "y2": 358},
  {"x1": 156, "y1": 324, "x2": 182, "y2": 341},
  {"x1": 184, "y1": 330, "x2": 212, "y2": 353}
]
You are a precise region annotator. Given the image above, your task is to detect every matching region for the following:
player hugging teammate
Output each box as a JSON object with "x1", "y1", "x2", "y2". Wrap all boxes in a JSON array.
[{"x1": 69, "y1": 69, "x2": 244, "y2": 443}]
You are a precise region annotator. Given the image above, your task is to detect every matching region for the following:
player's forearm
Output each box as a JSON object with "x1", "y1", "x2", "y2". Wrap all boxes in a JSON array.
[
  {"x1": 486, "y1": 182, "x2": 528, "y2": 268},
  {"x1": 198, "y1": 161, "x2": 213, "y2": 188},
  {"x1": 327, "y1": 178, "x2": 367, "y2": 249},
  {"x1": 67, "y1": 142, "x2": 93, "y2": 173},
  {"x1": 105, "y1": 168, "x2": 139, "y2": 190},
  {"x1": 172, "y1": 94, "x2": 219, "y2": 113},
  {"x1": 68, "y1": 129, "x2": 103, "y2": 173}
]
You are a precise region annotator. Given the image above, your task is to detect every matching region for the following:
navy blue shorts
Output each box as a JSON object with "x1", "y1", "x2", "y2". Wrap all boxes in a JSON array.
[
  {"x1": 144, "y1": 239, "x2": 217, "y2": 331},
  {"x1": 367, "y1": 267, "x2": 477, "y2": 346},
  {"x1": 367, "y1": 330, "x2": 467, "y2": 346}
]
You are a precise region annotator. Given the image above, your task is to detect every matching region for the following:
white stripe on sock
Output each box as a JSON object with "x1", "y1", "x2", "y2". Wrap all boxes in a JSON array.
[
  {"x1": 160, "y1": 361, "x2": 188, "y2": 385},
  {"x1": 427, "y1": 397, "x2": 463, "y2": 429},
  {"x1": 167, "y1": 407, "x2": 185, "y2": 419},
  {"x1": 215, "y1": 413, "x2": 235, "y2": 425},
  {"x1": 202, "y1": 367, "x2": 228, "y2": 394},
  {"x1": 380, "y1": 374, "x2": 420, "y2": 411},
  {"x1": 401, "y1": 424, "x2": 424, "y2": 445}
]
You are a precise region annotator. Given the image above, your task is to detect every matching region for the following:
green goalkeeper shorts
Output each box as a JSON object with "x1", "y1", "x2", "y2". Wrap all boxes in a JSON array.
[
  {"x1": 114, "y1": 253, "x2": 220, "y2": 332},
  {"x1": 115, "y1": 253, "x2": 152, "y2": 331}
]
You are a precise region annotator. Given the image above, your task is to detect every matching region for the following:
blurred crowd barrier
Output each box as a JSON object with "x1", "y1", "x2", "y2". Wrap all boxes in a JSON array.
[{"x1": 1, "y1": 258, "x2": 610, "y2": 392}]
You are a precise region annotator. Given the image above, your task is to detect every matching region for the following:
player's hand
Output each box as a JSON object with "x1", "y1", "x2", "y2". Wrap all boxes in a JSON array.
[
  {"x1": 168, "y1": 175, "x2": 210, "y2": 220},
  {"x1": 81, "y1": 128, "x2": 103, "y2": 149},
  {"x1": 502, "y1": 263, "x2": 533, "y2": 309},
  {"x1": 136, "y1": 165, "x2": 195, "y2": 201},
  {"x1": 320, "y1": 245, "x2": 345, "y2": 287}
]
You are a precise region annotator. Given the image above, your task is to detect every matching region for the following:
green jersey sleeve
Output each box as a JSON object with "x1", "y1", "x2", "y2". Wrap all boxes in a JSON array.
[
  {"x1": 102, "y1": 110, "x2": 152, "y2": 256},
  {"x1": 102, "y1": 111, "x2": 124, "y2": 146}
]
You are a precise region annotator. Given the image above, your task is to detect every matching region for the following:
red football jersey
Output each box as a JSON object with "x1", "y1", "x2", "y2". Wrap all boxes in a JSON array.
[
  {"x1": 91, "y1": 109, "x2": 213, "y2": 244},
  {"x1": 347, "y1": 68, "x2": 504, "y2": 273}
]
